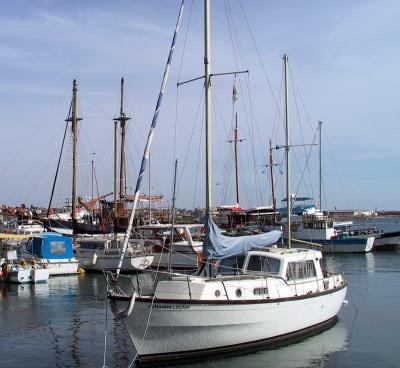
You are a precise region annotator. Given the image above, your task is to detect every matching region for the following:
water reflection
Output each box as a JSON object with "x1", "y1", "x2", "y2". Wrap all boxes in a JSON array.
[{"x1": 168, "y1": 321, "x2": 348, "y2": 368}]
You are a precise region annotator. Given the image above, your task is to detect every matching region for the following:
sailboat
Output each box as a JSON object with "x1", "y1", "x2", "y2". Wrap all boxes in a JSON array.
[{"x1": 106, "y1": 0, "x2": 347, "y2": 364}]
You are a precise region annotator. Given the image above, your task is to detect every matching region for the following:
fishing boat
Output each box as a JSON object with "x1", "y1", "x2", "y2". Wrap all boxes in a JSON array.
[
  {"x1": 284, "y1": 206, "x2": 374, "y2": 253},
  {"x1": 333, "y1": 222, "x2": 400, "y2": 251},
  {"x1": 279, "y1": 121, "x2": 374, "y2": 253},
  {"x1": 106, "y1": 1, "x2": 348, "y2": 364}
]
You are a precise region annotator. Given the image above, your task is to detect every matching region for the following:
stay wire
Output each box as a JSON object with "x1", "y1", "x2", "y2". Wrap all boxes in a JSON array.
[
  {"x1": 102, "y1": 291, "x2": 108, "y2": 368},
  {"x1": 289, "y1": 63, "x2": 315, "y2": 200}
]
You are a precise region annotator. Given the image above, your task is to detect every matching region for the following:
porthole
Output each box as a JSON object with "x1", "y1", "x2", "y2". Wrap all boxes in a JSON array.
[
  {"x1": 215, "y1": 290, "x2": 221, "y2": 297},
  {"x1": 236, "y1": 288, "x2": 242, "y2": 297}
]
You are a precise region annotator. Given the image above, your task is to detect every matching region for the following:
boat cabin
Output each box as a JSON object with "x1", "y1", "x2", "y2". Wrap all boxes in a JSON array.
[
  {"x1": 215, "y1": 247, "x2": 323, "y2": 281},
  {"x1": 24, "y1": 233, "x2": 73, "y2": 260}
]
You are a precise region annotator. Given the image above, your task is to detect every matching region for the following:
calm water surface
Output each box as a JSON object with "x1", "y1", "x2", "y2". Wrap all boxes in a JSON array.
[{"x1": 1, "y1": 248, "x2": 399, "y2": 367}]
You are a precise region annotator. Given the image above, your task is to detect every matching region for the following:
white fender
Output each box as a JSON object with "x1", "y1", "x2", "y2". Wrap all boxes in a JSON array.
[{"x1": 91, "y1": 253, "x2": 98, "y2": 265}]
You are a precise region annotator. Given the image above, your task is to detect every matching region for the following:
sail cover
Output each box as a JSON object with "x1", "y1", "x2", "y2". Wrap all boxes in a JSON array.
[{"x1": 204, "y1": 215, "x2": 282, "y2": 260}]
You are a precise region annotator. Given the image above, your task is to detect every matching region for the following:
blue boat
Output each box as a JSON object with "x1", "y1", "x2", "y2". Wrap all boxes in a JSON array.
[{"x1": 22, "y1": 233, "x2": 79, "y2": 275}]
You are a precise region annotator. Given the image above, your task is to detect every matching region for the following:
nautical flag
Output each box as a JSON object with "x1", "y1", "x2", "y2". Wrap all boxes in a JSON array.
[{"x1": 232, "y1": 81, "x2": 239, "y2": 103}]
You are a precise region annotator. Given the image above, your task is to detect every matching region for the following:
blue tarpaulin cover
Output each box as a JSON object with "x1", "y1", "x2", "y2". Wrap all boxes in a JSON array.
[
  {"x1": 32, "y1": 233, "x2": 73, "y2": 259},
  {"x1": 204, "y1": 215, "x2": 282, "y2": 260}
]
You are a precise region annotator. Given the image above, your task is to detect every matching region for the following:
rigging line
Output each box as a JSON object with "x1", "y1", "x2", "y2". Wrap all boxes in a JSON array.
[
  {"x1": 224, "y1": 1, "x2": 262, "y2": 204},
  {"x1": 271, "y1": 68, "x2": 285, "y2": 144},
  {"x1": 245, "y1": 74, "x2": 266, "y2": 202},
  {"x1": 115, "y1": 0, "x2": 185, "y2": 278},
  {"x1": 288, "y1": 63, "x2": 315, "y2": 132},
  {"x1": 237, "y1": 151, "x2": 252, "y2": 207},
  {"x1": 209, "y1": 91, "x2": 230, "y2": 197},
  {"x1": 237, "y1": 0, "x2": 286, "y2": 128},
  {"x1": 293, "y1": 127, "x2": 319, "y2": 205},
  {"x1": 175, "y1": 87, "x2": 205, "y2": 199},
  {"x1": 289, "y1": 65, "x2": 316, "y2": 200},
  {"x1": 79, "y1": 89, "x2": 113, "y2": 120},
  {"x1": 48, "y1": 102, "x2": 71, "y2": 215},
  {"x1": 0, "y1": 86, "x2": 71, "y2": 180},
  {"x1": 174, "y1": 0, "x2": 194, "y2": 163},
  {"x1": 20, "y1": 121, "x2": 71, "y2": 206},
  {"x1": 192, "y1": 104, "x2": 204, "y2": 210},
  {"x1": 102, "y1": 289, "x2": 109, "y2": 368}
]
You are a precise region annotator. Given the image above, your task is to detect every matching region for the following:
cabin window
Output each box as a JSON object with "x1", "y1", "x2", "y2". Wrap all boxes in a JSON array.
[
  {"x1": 253, "y1": 287, "x2": 268, "y2": 295},
  {"x1": 50, "y1": 241, "x2": 66, "y2": 255},
  {"x1": 246, "y1": 256, "x2": 281, "y2": 274},
  {"x1": 25, "y1": 239, "x2": 33, "y2": 253},
  {"x1": 80, "y1": 242, "x2": 105, "y2": 250},
  {"x1": 218, "y1": 255, "x2": 245, "y2": 275},
  {"x1": 286, "y1": 260, "x2": 317, "y2": 280}
]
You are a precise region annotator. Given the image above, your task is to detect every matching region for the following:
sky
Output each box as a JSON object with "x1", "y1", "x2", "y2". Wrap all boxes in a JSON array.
[{"x1": 0, "y1": 0, "x2": 399, "y2": 211}]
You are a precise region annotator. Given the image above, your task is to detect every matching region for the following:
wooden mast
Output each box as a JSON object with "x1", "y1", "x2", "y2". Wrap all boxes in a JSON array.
[
  {"x1": 113, "y1": 78, "x2": 131, "y2": 213},
  {"x1": 68, "y1": 80, "x2": 82, "y2": 230}
]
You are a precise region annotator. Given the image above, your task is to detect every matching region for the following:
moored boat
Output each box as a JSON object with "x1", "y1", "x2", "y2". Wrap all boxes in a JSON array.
[
  {"x1": 105, "y1": 1, "x2": 348, "y2": 364},
  {"x1": 1, "y1": 249, "x2": 49, "y2": 283},
  {"x1": 21, "y1": 233, "x2": 79, "y2": 275},
  {"x1": 76, "y1": 236, "x2": 154, "y2": 272}
]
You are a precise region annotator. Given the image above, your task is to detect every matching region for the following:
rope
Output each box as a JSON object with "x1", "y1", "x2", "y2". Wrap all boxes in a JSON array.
[{"x1": 102, "y1": 290, "x2": 109, "y2": 368}]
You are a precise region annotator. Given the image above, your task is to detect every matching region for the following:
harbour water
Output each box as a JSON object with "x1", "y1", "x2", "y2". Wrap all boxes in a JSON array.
[
  {"x1": 1, "y1": 251, "x2": 399, "y2": 368},
  {"x1": 1, "y1": 218, "x2": 399, "y2": 368}
]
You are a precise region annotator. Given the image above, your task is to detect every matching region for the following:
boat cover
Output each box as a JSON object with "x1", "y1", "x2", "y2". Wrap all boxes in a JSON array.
[
  {"x1": 32, "y1": 233, "x2": 73, "y2": 259},
  {"x1": 204, "y1": 214, "x2": 282, "y2": 260}
]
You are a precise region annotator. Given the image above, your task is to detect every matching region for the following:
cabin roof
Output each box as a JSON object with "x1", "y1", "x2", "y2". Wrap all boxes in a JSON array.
[{"x1": 247, "y1": 247, "x2": 321, "y2": 261}]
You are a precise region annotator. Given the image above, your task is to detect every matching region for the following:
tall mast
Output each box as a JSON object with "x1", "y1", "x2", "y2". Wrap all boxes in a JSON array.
[
  {"x1": 319, "y1": 121, "x2": 323, "y2": 210},
  {"x1": 234, "y1": 113, "x2": 240, "y2": 206},
  {"x1": 71, "y1": 80, "x2": 78, "y2": 227},
  {"x1": 283, "y1": 54, "x2": 291, "y2": 248},
  {"x1": 114, "y1": 78, "x2": 131, "y2": 206},
  {"x1": 169, "y1": 159, "x2": 178, "y2": 272},
  {"x1": 269, "y1": 139, "x2": 276, "y2": 223},
  {"x1": 204, "y1": 0, "x2": 212, "y2": 215},
  {"x1": 113, "y1": 120, "x2": 118, "y2": 217}
]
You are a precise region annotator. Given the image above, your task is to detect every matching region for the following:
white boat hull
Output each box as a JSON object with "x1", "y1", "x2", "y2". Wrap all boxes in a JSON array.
[
  {"x1": 40, "y1": 259, "x2": 80, "y2": 275},
  {"x1": 7, "y1": 267, "x2": 49, "y2": 283},
  {"x1": 293, "y1": 236, "x2": 374, "y2": 253},
  {"x1": 111, "y1": 284, "x2": 347, "y2": 361},
  {"x1": 78, "y1": 254, "x2": 154, "y2": 272},
  {"x1": 374, "y1": 232, "x2": 400, "y2": 250}
]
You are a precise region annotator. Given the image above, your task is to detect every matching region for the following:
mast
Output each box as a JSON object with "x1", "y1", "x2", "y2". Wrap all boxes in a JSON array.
[
  {"x1": 269, "y1": 139, "x2": 276, "y2": 223},
  {"x1": 204, "y1": 0, "x2": 212, "y2": 215},
  {"x1": 113, "y1": 120, "x2": 118, "y2": 217},
  {"x1": 71, "y1": 80, "x2": 79, "y2": 228},
  {"x1": 169, "y1": 159, "x2": 178, "y2": 272},
  {"x1": 283, "y1": 54, "x2": 291, "y2": 248},
  {"x1": 114, "y1": 78, "x2": 131, "y2": 206},
  {"x1": 91, "y1": 155, "x2": 94, "y2": 222},
  {"x1": 319, "y1": 121, "x2": 323, "y2": 210},
  {"x1": 234, "y1": 113, "x2": 240, "y2": 206}
]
